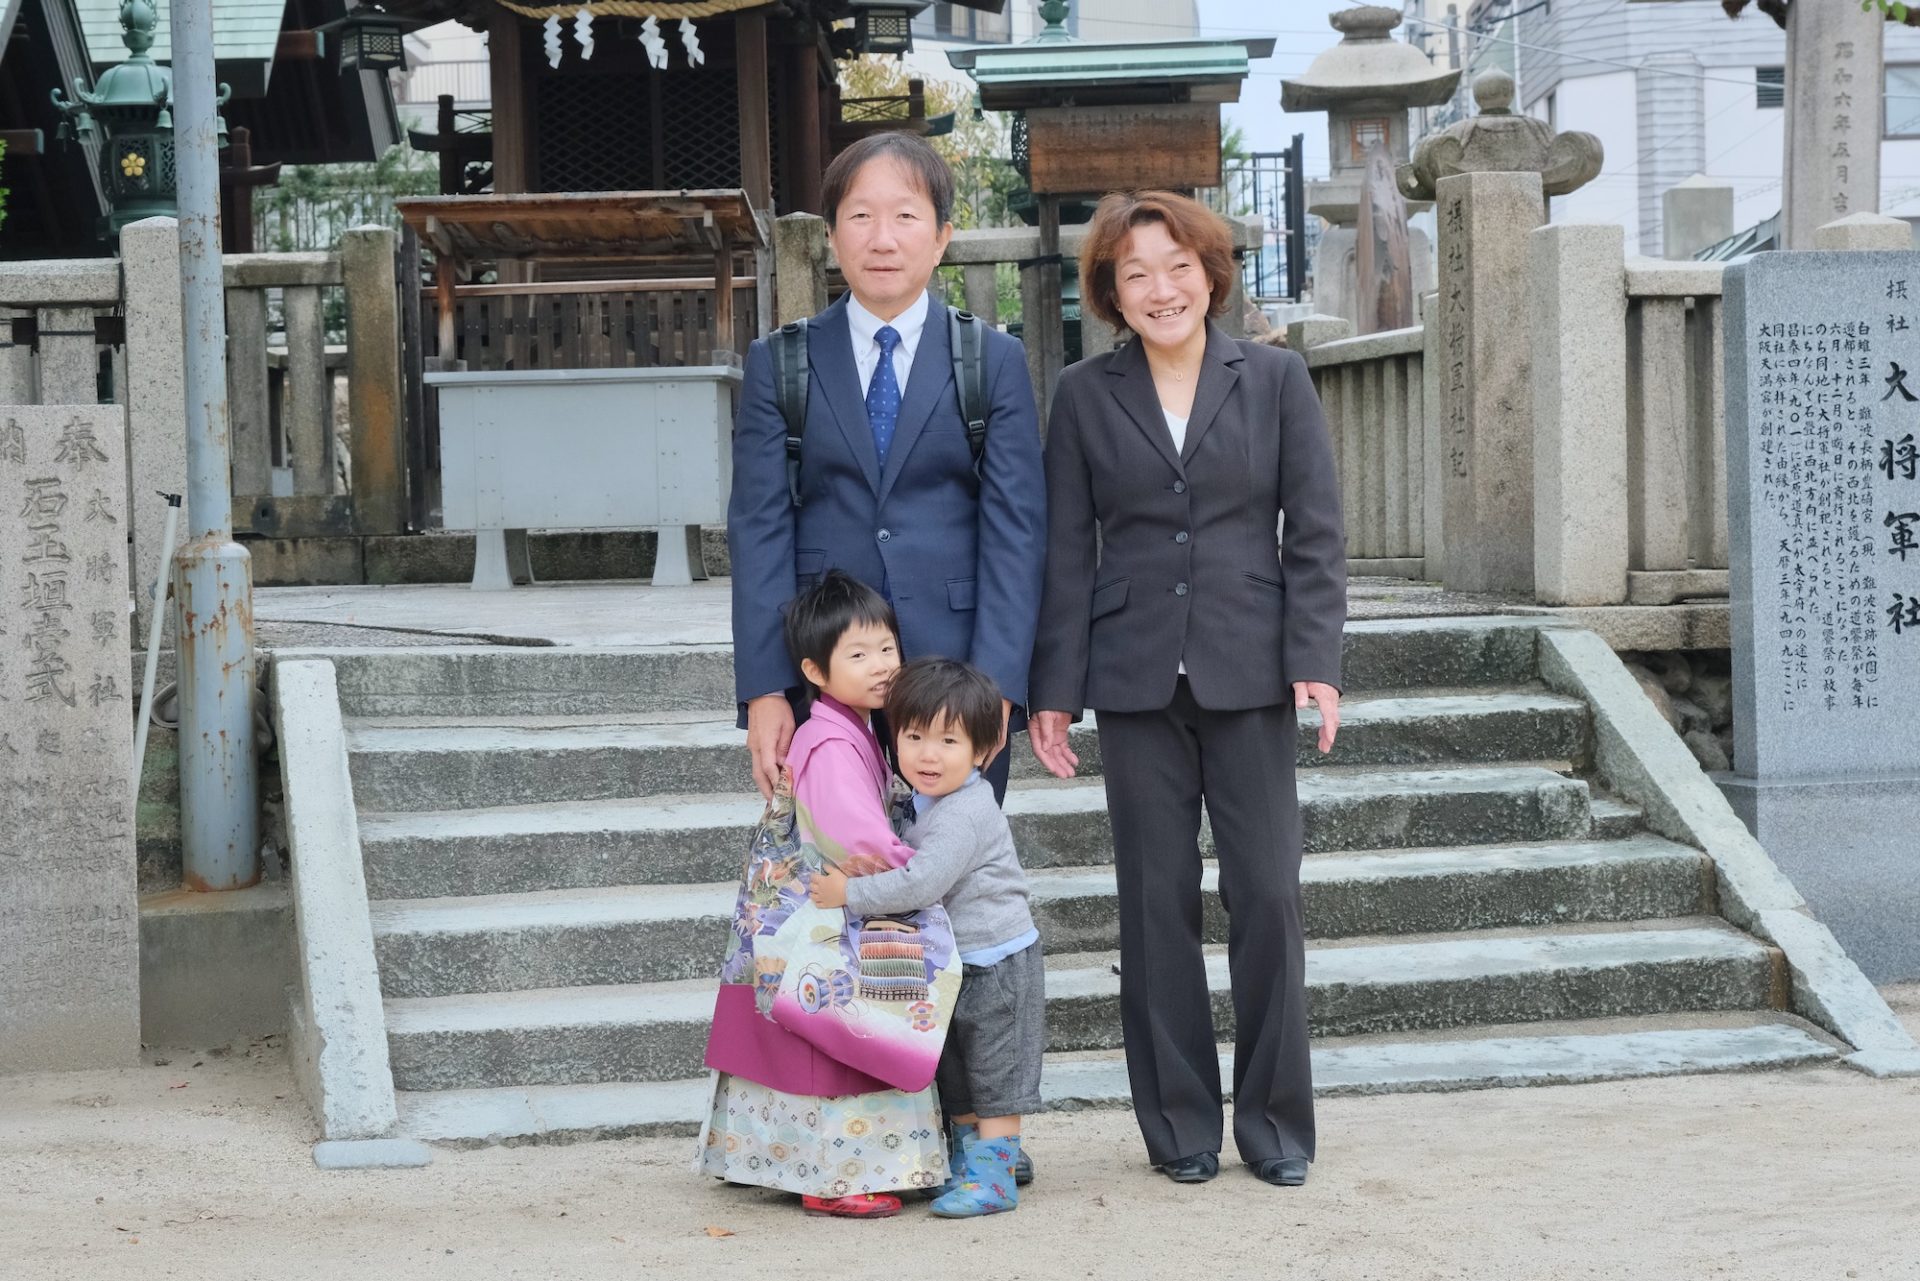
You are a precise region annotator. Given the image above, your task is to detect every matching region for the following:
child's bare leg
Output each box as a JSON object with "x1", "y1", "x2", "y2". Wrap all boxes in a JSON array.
[{"x1": 974, "y1": 1115, "x2": 1019, "y2": 1140}]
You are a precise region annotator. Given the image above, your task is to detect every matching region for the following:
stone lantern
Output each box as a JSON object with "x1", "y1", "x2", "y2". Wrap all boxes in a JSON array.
[
  {"x1": 51, "y1": 0, "x2": 230, "y2": 238},
  {"x1": 1281, "y1": 5, "x2": 1458, "y2": 329}
]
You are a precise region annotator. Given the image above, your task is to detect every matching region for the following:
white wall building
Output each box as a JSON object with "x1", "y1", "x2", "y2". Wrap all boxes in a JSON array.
[
  {"x1": 903, "y1": 0, "x2": 1199, "y2": 92},
  {"x1": 1462, "y1": 0, "x2": 1920, "y2": 256}
]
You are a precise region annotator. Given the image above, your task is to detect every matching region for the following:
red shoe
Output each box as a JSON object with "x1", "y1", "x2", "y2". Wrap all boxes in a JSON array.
[{"x1": 801, "y1": 1193, "x2": 902, "y2": 1218}]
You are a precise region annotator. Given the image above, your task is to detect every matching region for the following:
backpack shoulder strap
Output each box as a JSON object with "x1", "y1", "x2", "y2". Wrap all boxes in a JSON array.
[
  {"x1": 770, "y1": 319, "x2": 809, "y2": 507},
  {"x1": 948, "y1": 306, "x2": 989, "y2": 472}
]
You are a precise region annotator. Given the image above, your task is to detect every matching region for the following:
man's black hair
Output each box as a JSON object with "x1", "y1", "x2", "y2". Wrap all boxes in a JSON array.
[
  {"x1": 784, "y1": 569, "x2": 899, "y2": 688},
  {"x1": 883, "y1": 656, "x2": 1002, "y2": 755},
  {"x1": 820, "y1": 131, "x2": 956, "y2": 229}
]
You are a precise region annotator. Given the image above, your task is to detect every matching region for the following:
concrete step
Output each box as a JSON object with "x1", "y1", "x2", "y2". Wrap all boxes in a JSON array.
[
  {"x1": 304, "y1": 620, "x2": 1545, "y2": 719},
  {"x1": 1589, "y1": 793, "x2": 1644, "y2": 841},
  {"x1": 368, "y1": 836, "x2": 1710, "y2": 997},
  {"x1": 314, "y1": 645, "x2": 739, "y2": 719},
  {"x1": 357, "y1": 765, "x2": 1595, "y2": 900},
  {"x1": 391, "y1": 1014, "x2": 1837, "y2": 1143},
  {"x1": 380, "y1": 919, "x2": 1781, "y2": 1091},
  {"x1": 342, "y1": 688, "x2": 1589, "y2": 812}
]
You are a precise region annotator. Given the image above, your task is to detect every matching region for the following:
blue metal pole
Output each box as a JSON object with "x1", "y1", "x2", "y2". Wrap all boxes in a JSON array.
[{"x1": 168, "y1": 0, "x2": 259, "y2": 889}]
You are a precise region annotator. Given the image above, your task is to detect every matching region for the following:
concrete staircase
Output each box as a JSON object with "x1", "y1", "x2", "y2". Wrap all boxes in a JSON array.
[{"x1": 312, "y1": 621, "x2": 1840, "y2": 1144}]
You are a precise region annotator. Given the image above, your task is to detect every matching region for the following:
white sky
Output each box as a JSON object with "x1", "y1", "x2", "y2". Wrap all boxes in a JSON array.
[{"x1": 1198, "y1": 0, "x2": 1343, "y2": 179}]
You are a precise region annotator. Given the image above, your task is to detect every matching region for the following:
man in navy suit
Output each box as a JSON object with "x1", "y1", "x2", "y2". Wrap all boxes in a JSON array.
[{"x1": 729, "y1": 132, "x2": 1046, "y2": 802}]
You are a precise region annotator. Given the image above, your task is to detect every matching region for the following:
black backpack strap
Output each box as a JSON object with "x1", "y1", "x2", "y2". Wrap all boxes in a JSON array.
[
  {"x1": 949, "y1": 307, "x2": 989, "y2": 473},
  {"x1": 770, "y1": 319, "x2": 809, "y2": 507}
]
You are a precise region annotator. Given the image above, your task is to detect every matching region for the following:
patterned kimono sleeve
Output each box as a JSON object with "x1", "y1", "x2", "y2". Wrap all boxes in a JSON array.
[{"x1": 791, "y1": 740, "x2": 917, "y2": 875}]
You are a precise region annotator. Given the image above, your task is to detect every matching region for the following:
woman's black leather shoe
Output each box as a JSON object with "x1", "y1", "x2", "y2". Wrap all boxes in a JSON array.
[
  {"x1": 1156, "y1": 1152, "x2": 1220, "y2": 1183},
  {"x1": 1250, "y1": 1157, "x2": 1309, "y2": 1187}
]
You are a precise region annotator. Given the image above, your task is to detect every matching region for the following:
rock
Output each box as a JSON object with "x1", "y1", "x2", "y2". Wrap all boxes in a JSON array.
[
  {"x1": 1623, "y1": 663, "x2": 1681, "y2": 732},
  {"x1": 1684, "y1": 729, "x2": 1731, "y2": 773},
  {"x1": 1693, "y1": 673, "x2": 1734, "y2": 728},
  {"x1": 1652, "y1": 651, "x2": 1693, "y2": 696},
  {"x1": 1671, "y1": 696, "x2": 1711, "y2": 736}
]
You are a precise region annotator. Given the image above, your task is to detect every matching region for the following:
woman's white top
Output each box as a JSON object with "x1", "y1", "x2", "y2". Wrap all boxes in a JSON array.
[
  {"x1": 1162, "y1": 408, "x2": 1190, "y2": 455},
  {"x1": 1164, "y1": 408, "x2": 1191, "y2": 675}
]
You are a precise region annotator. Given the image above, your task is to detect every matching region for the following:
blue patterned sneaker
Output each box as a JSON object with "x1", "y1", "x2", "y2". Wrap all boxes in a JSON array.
[{"x1": 930, "y1": 1134, "x2": 1021, "y2": 1218}]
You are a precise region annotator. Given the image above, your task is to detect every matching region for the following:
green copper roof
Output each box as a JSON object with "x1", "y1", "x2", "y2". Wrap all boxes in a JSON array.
[
  {"x1": 947, "y1": 37, "x2": 1271, "y2": 85},
  {"x1": 947, "y1": 36, "x2": 1271, "y2": 109},
  {"x1": 75, "y1": 0, "x2": 290, "y2": 76}
]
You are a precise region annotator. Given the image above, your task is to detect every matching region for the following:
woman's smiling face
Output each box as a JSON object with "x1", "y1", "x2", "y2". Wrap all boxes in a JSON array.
[{"x1": 1113, "y1": 218, "x2": 1211, "y2": 350}]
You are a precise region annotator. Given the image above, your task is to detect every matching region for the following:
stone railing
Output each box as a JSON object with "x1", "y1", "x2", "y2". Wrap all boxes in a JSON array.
[
  {"x1": 1529, "y1": 224, "x2": 1732, "y2": 607},
  {"x1": 231, "y1": 228, "x2": 406, "y2": 540},
  {"x1": 1291, "y1": 321, "x2": 1430, "y2": 579},
  {"x1": 0, "y1": 220, "x2": 404, "y2": 639},
  {"x1": 1619, "y1": 259, "x2": 1729, "y2": 603},
  {"x1": 1285, "y1": 236, "x2": 1735, "y2": 598}
]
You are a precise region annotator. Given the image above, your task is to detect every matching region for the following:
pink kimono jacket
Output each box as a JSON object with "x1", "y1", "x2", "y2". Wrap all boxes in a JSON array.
[{"x1": 703, "y1": 695, "x2": 922, "y2": 1097}]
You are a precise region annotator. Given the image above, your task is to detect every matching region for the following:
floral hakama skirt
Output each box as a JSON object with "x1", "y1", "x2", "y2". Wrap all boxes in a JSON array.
[{"x1": 695, "y1": 1070, "x2": 948, "y2": 1198}]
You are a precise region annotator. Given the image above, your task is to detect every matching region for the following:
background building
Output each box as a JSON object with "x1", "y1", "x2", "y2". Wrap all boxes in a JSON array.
[{"x1": 1422, "y1": 0, "x2": 1920, "y2": 256}]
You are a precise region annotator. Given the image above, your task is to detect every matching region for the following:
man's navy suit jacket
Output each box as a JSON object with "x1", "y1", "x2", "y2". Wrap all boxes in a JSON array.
[{"x1": 728, "y1": 293, "x2": 1046, "y2": 719}]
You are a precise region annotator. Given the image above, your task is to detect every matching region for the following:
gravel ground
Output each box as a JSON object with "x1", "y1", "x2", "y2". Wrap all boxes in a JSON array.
[{"x1": 4, "y1": 988, "x2": 1918, "y2": 1281}]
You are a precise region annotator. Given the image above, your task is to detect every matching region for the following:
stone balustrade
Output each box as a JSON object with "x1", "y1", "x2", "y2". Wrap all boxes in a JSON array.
[
  {"x1": 1291, "y1": 320, "x2": 1430, "y2": 579},
  {"x1": 0, "y1": 221, "x2": 405, "y2": 641}
]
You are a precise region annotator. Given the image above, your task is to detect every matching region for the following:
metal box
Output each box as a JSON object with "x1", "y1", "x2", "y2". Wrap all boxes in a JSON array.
[{"x1": 427, "y1": 364, "x2": 742, "y2": 588}]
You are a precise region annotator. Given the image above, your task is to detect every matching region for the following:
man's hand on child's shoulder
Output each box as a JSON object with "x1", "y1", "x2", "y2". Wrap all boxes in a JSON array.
[{"x1": 810, "y1": 864, "x2": 850, "y2": 909}]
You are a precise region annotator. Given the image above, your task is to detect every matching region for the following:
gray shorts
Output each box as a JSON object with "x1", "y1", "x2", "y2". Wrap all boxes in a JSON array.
[{"x1": 935, "y1": 939, "x2": 1047, "y2": 1119}]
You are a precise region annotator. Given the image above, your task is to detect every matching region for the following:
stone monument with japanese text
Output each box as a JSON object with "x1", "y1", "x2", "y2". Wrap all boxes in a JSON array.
[
  {"x1": 1402, "y1": 70, "x2": 1604, "y2": 595},
  {"x1": 0, "y1": 406, "x2": 139, "y2": 1073},
  {"x1": 1722, "y1": 250, "x2": 1920, "y2": 981}
]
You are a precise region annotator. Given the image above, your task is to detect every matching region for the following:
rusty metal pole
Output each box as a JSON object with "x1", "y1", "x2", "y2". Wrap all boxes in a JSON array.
[{"x1": 169, "y1": 0, "x2": 260, "y2": 889}]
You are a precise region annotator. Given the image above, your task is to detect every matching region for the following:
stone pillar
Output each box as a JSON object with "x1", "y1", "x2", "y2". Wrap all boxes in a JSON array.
[
  {"x1": 1814, "y1": 211, "x2": 1913, "y2": 252},
  {"x1": 1782, "y1": 0, "x2": 1884, "y2": 251},
  {"x1": 1434, "y1": 169, "x2": 1544, "y2": 595},
  {"x1": 341, "y1": 228, "x2": 406, "y2": 535},
  {"x1": 1284, "y1": 314, "x2": 1353, "y2": 351},
  {"x1": 0, "y1": 406, "x2": 139, "y2": 1072},
  {"x1": 1080, "y1": 308, "x2": 1118, "y2": 357},
  {"x1": 1662, "y1": 174, "x2": 1735, "y2": 261},
  {"x1": 961, "y1": 264, "x2": 998, "y2": 326},
  {"x1": 1531, "y1": 222, "x2": 1627, "y2": 606},
  {"x1": 120, "y1": 217, "x2": 192, "y2": 649},
  {"x1": 773, "y1": 213, "x2": 829, "y2": 327},
  {"x1": 1419, "y1": 290, "x2": 1443, "y2": 578}
]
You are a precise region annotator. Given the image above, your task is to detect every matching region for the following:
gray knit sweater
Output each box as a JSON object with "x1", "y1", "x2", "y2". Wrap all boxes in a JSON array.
[{"x1": 842, "y1": 775, "x2": 1035, "y2": 956}]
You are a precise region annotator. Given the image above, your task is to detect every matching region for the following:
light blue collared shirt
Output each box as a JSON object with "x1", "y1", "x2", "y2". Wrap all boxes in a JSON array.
[{"x1": 846, "y1": 290, "x2": 931, "y2": 397}]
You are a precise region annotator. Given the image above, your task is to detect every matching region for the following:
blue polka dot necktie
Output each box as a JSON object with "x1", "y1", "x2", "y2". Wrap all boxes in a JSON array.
[{"x1": 867, "y1": 325, "x2": 902, "y2": 467}]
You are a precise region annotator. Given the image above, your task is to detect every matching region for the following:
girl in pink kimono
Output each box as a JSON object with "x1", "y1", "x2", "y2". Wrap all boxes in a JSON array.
[{"x1": 697, "y1": 573, "x2": 949, "y2": 1218}]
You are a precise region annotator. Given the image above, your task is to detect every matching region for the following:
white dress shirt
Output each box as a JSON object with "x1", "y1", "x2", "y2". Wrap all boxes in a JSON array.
[
  {"x1": 1165, "y1": 407, "x2": 1191, "y2": 675},
  {"x1": 847, "y1": 290, "x2": 931, "y2": 397}
]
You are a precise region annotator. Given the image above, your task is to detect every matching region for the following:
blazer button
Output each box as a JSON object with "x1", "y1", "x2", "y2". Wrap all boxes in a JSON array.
[
  {"x1": 877, "y1": 529, "x2": 891, "y2": 543},
  {"x1": 1175, "y1": 582, "x2": 1189, "y2": 597},
  {"x1": 1175, "y1": 531, "x2": 1190, "y2": 545},
  {"x1": 1173, "y1": 480, "x2": 1188, "y2": 494}
]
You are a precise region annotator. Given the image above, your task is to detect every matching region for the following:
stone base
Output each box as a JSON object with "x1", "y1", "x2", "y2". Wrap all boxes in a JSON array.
[
  {"x1": 1719, "y1": 774, "x2": 1920, "y2": 983},
  {"x1": 245, "y1": 529, "x2": 734, "y2": 588},
  {"x1": 139, "y1": 883, "x2": 295, "y2": 1049},
  {"x1": 312, "y1": 1138, "x2": 433, "y2": 1170}
]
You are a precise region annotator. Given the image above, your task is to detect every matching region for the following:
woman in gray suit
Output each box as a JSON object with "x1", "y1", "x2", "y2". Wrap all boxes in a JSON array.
[{"x1": 1028, "y1": 191, "x2": 1347, "y2": 1189}]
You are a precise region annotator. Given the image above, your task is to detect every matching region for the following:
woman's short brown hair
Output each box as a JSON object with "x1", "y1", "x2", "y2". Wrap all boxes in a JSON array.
[{"x1": 1078, "y1": 190, "x2": 1237, "y2": 332}]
